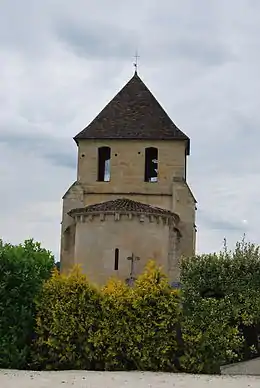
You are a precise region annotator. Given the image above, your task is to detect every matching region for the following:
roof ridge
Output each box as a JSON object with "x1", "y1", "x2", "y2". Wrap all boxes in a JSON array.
[
  {"x1": 68, "y1": 197, "x2": 178, "y2": 219},
  {"x1": 73, "y1": 73, "x2": 190, "y2": 154}
]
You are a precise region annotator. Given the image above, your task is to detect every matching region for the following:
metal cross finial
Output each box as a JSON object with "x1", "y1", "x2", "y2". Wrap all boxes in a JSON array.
[{"x1": 133, "y1": 50, "x2": 140, "y2": 74}]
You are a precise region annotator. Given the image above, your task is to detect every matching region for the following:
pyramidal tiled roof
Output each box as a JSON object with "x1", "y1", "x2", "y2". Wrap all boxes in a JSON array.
[
  {"x1": 74, "y1": 72, "x2": 190, "y2": 153},
  {"x1": 69, "y1": 198, "x2": 178, "y2": 219}
]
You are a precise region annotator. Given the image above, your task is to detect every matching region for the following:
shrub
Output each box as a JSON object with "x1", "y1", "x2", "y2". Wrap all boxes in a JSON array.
[
  {"x1": 95, "y1": 261, "x2": 181, "y2": 371},
  {"x1": 31, "y1": 266, "x2": 103, "y2": 370},
  {"x1": 30, "y1": 239, "x2": 260, "y2": 374},
  {"x1": 179, "y1": 237, "x2": 260, "y2": 373},
  {"x1": 32, "y1": 261, "x2": 181, "y2": 372},
  {"x1": 179, "y1": 298, "x2": 243, "y2": 373},
  {"x1": 130, "y1": 261, "x2": 181, "y2": 371},
  {"x1": 181, "y1": 238, "x2": 260, "y2": 322},
  {"x1": 95, "y1": 278, "x2": 135, "y2": 370},
  {"x1": 0, "y1": 238, "x2": 54, "y2": 369}
]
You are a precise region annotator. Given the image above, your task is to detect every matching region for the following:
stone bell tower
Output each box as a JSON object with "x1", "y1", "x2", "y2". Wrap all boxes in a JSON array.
[{"x1": 60, "y1": 70, "x2": 197, "y2": 285}]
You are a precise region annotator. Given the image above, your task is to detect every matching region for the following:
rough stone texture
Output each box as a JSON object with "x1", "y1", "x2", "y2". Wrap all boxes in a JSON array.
[
  {"x1": 171, "y1": 176, "x2": 196, "y2": 260},
  {"x1": 1, "y1": 370, "x2": 260, "y2": 388},
  {"x1": 60, "y1": 182, "x2": 84, "y2": 271},
  {"x1": 60, "y1": 74, "x2": 196, "y2": 283},
  {"x1": 221, "y1": 357, "x2": 260, "y2": 376},
  {"x1": 70, "y1": 210, "x2": 180, "y2": 285},
  {"x1": 60, "y1": 139, "x2": 196, "y2": 283},
  {"x1": 77, "y1": 139, "x2": 187, "y2": 196}
]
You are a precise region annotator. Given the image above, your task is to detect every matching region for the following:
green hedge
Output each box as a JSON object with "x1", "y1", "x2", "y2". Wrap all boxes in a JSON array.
[
  {"x1": 31, "y1": 261, "x2": 182, "y2": 371},
  {"x1": 31, "y1": 258, "x2": 247, "y2": 373},
  {"x1": 31, "y1": 267, "x2": 103, "y2": 370},
  {"x1": 180, "y1": 238, "x2": 260, "y2": 373},
  {"x1": 97, "y1": 261, "x2": 181, "y2": 371},
  {"x1": 2, "y1": 237, "x2": 259, "y2": 373},
  {"x1": 0, "y1": 239, "x2": 54, "y2": 369},
  {"x1": 181, "y1": 238, "x2": 260, "y2": 322}
]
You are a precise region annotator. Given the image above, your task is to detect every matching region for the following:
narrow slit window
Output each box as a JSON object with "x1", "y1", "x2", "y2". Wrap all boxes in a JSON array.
[
  {"x1": 114, "y1": 248, "x2": 119, "y2": 270},
  {"x1": 144, "y1": 147, "x2": 158, "y2": 182},
  {"x1": 64, "y1": 227, "x2": 71, "y2": 251},
  {"x1": 97, "y1": 146, "x2": 111, "y2": 181}
]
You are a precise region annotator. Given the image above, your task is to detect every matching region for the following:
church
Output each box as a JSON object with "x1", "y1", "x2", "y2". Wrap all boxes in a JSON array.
[{"x1": 60, "y1": 70, "x2": 197, "y2": 285}]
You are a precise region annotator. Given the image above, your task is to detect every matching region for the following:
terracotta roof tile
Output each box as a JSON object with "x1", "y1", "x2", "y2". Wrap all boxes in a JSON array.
[{"x1": 69, "y1": 198, "x2": 178, "y2": 219}]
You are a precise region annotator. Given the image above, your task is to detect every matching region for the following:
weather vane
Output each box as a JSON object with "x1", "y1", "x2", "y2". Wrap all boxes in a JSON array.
[{"x1": 133, "y1": 50, "x2": 140, "y2": 74}]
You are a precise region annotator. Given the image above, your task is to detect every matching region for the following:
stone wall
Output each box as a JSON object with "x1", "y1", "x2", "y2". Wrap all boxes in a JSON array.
[
  {"x1": 60, "y1": 182, "x2": 84, "y2": 271},
  {"x1": 72, "y1": 212, "x2": 178, "y2": 286},
  {"x1": 77, "y1": 139, "x2": 186, "y2": 201},
  {"x1": 171, "y1": 176, "x2": 196, "y2": 257},
  {"x1": 60, "y1": 137, "x2": 196, "y2": 281}
]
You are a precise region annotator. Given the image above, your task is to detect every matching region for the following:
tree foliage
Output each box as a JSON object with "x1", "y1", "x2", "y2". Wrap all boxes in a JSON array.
[
  {"x1": 180, "y1": 237, "x2": 260, "y2": 373},
  {"x1": 0, "y1": 238, "x2": 54, "y2": 369},
  {"x1": 2, "y1": 236, "x2": 260, "y2": 373}
]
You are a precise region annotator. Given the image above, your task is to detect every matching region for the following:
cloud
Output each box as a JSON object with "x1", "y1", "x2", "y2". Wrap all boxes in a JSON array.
[
  {"x1": 0, "y1": 132, "x2": 76, "y2": 169},
  {"x1": 55, "y1": 21, "x2": 137, "y2": 60},
  {"x1": 0, "y1": 0, "x2": 260, "y2": 260},
  {"x1": 199, "y1": 212, "x2": 248, "y2": 233}
]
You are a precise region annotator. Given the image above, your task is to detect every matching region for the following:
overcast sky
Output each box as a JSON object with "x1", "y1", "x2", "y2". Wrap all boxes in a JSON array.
[{"x1": 0, "y1": 0, "x2": 259, "y2": 259}]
